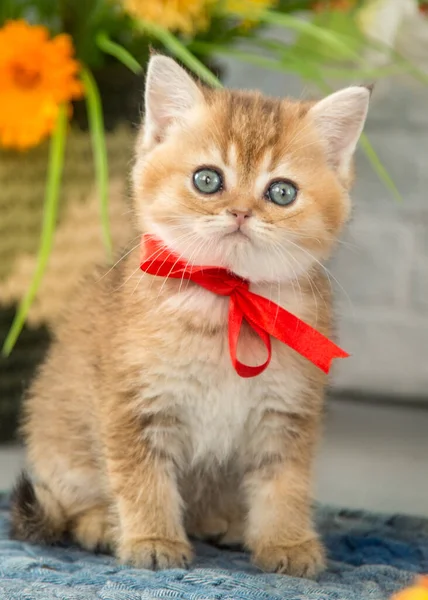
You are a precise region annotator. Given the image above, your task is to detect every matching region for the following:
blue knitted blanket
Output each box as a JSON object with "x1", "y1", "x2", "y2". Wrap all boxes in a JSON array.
[{"x1": 1, "y1": 493, "x2": 427, "y2": 600}]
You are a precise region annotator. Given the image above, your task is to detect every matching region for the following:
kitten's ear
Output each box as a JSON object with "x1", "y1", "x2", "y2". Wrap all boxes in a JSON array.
[
  {"x1": 309, "y1": 86, "x2": 371, "y2": 179},
  {"x1": 143, "y1": 55, "x2": 204, "y2": 147}
]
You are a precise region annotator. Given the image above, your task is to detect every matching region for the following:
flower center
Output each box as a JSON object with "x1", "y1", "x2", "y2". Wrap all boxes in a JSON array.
[{"x1": 12, "y1": 62, "x2": 41, "y2": 89}]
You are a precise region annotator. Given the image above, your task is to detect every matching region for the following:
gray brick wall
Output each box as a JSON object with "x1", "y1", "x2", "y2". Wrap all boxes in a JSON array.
[
  {"x1": 331, "y1": 82, "x2": 428, "y2": 399},
  {"x1": 224, "y1": 60, "x2": 428, "y2": 399}
]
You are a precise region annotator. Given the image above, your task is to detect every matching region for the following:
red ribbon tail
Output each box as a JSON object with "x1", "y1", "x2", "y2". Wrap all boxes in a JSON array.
[
  {"x1": 312, "y1": 345, "x2": 349, "y2": 374},
  {"x1": 236, "y1": 291, "x2": 349, "y2": 375}
]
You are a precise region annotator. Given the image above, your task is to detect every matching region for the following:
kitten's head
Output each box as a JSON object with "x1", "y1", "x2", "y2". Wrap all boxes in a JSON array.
[{"x1": 133, "y1": 55, "x2": 370, "y2": 283}]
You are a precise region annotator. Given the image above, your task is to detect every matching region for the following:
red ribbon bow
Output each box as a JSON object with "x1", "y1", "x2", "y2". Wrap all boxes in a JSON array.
[{"x1": 140, "y1": 234, "x2": 349, "y2": 377}]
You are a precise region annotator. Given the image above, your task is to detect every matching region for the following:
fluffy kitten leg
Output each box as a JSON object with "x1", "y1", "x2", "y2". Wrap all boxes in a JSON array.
[
  {"x1": 72, "y1": 504, "x2": 115, "y2": 552},
  {"x1": 103, "y1": 399, "x2": 192, "y2": 569},
  {"x1": 11, "y1": 466, "x2": 110, "y2": 550},
  {"x1": 244, "y1": 412, "x2": 325, "y2": 578}
]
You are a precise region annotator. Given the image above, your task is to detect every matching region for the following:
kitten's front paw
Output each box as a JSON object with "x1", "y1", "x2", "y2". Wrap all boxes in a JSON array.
[
  {"x1": 73, "y1": 506, "x2": 115, "y2": 553},
  {"x1": 252, "y1": 538, "x2": 326, "y2": 578},
  {"x1": 118, "y1": 538, "x2": 193, "y2": 570}
]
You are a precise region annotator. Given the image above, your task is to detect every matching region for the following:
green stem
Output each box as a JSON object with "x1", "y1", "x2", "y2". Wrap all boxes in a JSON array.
[
  {"x1": 191, "y1": 43, "x2": 295, "y2": 73},
  {"x1": 135, "y1": 19, "x2": 222, "y2": 88},
  {"x1": 96, "y1": 32, "x2": 143, "y2": 75},
  {"x1": 81, "y1": 67, "x2": 113, "y2": 261},
  {"x1": 2, "y1": 105, "x2": 68, "y2": 356},
  {"x1": 359, "y1": 133, "x2": 402, "y2": 203}
]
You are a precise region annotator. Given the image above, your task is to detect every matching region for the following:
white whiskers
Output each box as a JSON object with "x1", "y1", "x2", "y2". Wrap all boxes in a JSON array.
[{"x1": 284, "y1": 237, "x2": 353, "y2": 311}]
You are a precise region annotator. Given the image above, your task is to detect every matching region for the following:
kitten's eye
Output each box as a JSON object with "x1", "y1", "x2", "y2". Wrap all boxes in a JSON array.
[
  {"x1": 267, "y1": 180, "x2": 298, "y2": 206},
  {"x1": 193, "y1": 168, "x2": 223, "y2": 195}
]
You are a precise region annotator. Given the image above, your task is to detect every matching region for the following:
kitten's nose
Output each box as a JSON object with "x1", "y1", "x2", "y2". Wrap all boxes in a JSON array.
[{"x1": 227, "y1": 208, "x2": 252, "y2": 227}]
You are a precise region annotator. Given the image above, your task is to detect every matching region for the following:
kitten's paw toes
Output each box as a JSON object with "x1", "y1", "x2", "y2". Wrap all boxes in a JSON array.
[
  {"x1": 252, "y1": 538, "x2": 326, "y2": 578},
  {"x1": 217, "y1": 519, "x2": 244, "y2": 548},
  {"x1": 118, "y1": 538, "x2": 193, "y2": 570},
  {"x1": 73, "y1": 507, "x2": 114, "y2": 553}
]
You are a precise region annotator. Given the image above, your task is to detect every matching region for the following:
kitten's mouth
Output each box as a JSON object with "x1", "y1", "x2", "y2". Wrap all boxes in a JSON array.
[
  {"x1": 224, "y1": 227, "x2": 251, "y2": 241},
  {"x1": 223, "y1": 227, "x2": 251, "y2": 241}
]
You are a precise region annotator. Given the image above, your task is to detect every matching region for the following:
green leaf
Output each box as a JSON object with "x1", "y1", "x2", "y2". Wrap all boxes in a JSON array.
[
  {"x1": 242, "y1": 8, "x2": 361, "y2": 60},
  {"x1": 359, "y1": 133, "x2": 402, "y2": 203},
  {"x1": 81, "y1": 67, "x2": 113, "y2": 261},
  {"x1": 239, "y1": 37, "x2": 405, "y2": 81},
  {"x1": 189, "y1": 41, "x2": 323, "y2": 80},
  {"x1": 135, "y1": 19, "x2": 222, "y2": 88},
  {"x1": 0, "y1": 0, "x2": 25, "y2": 22},
  {"x1": 96, "y1": 31, "x2": 143, "y2": 74},
  {"x1": 57, "y1": 0, "x2": 149, "y2": 69},
  {"x1": 2, "y1": 105, "x2": 68, "y2": 356},
  {"x1": 292, "y1": 9, "x2": 365, "y2": 64}
]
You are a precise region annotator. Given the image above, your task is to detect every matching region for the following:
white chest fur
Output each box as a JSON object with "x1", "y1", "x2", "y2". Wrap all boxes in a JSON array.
[
  {"x1": 180, "y1": 369, "x2": 259, "y2": 465},
  {"x1": 138, "y1": 284, "x2": 311, "y2": 468}
]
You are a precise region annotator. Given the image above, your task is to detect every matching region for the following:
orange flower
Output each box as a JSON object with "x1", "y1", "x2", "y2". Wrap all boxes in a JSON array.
[
  {"x1": 0, "y1": 20, "x2": 83, "y2": 150},
  {"x1": 392, "y1": 577, "x2": 428, "y2": 600}
]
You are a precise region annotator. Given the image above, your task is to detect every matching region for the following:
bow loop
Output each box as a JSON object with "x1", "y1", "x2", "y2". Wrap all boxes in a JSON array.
[{"x1": 140, "y1": 234, "x2": 349, "y2": 377}]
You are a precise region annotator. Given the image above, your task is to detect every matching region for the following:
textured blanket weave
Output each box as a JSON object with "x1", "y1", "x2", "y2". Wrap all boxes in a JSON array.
[{"x1": 1, "y1": 493, "x2": 427, "y2": 600}]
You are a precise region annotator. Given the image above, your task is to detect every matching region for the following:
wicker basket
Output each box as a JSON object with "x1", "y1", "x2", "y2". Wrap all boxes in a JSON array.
[{"x1": 0, "y1": 68, "x2": 142, "y2": 441}]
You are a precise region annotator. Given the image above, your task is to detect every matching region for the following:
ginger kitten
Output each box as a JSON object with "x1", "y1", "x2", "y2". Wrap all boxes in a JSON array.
[{"x1": 10, "y1": 55, "x2": 370, "y2": 577}]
